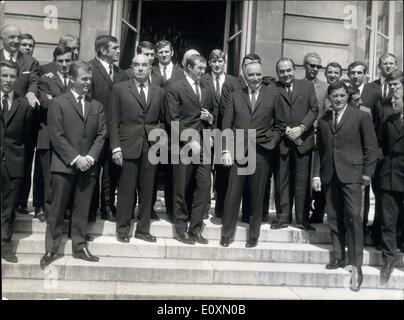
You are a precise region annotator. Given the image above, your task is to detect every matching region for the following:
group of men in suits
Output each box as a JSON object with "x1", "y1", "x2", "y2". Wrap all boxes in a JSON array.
[{"x1": 1, "y1": 24, "x2": 403, "y2": 291}]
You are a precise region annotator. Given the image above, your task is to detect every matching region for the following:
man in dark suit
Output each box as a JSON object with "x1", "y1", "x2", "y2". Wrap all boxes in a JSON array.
[
  {"x1": 19, "y1": 33, "x2": 36, "y2": 57},
  {"x1": 109, "y1": 54, "x2": 164, "y2": 243},
  {"x1": 1, "y1": 60, "x2": 33, "y2": 263},
  {"x1": 40, "y1": 61, "x2": 106, "y2": 269},
  {"x1": 220, "y1": 61, "x2": 282, "y2": 248},
  {"x1": 37, "y1": 46, "x2": 74, "y2": 221},
  {"x1": 88, "y1": 35, "x2": 129, "y2": 222},
  {"x1": 348, "y1": 61, "x2": 382, "y2": 237},
  {"x1": 0, "y1": 24, "x2": 40, "y2": 216},
  {"x1": 153, "y1": 40, "x2": 184, "y2": 86},
  {"x1": 373, "y1": 53, "x2": 398, "y2": 107},
  {"x1": 376, "y1": 71, "x2": 404, "y2": 281},
  {"x1": 165, "y1": 54, "x2": 216, "y2": 245},
  {"x1": 272, "y1": 58, "x2": 318, "y2": 231},
  {"x1": 312, "y1": 80, "x2": 378, "y2": 291}
]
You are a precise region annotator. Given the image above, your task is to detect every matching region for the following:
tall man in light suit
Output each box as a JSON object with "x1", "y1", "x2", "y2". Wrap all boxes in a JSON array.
[
  {"x1": 40, "y1": 61, "x2": 107, "y2": 269},
  {"x1": 272, "y1": 58, "x2": 319, "y2": 231},
  {"x1": 220, "y1": 62, "x2": 282, "y2": 248},
  {"x1": 313, "y1": 80, "x2": 378, "y2": 291},
  {"x1": 109, "y1": 54, "x2": 165, "y2": 243}
]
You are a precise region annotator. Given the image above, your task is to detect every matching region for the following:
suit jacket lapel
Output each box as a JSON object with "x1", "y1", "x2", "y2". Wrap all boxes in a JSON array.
[
  {"x1": 241, "y1": 87, "x2": 253, "y2": 114},
  {"x1": 252, "y1": 85, "x2": 266, "y2": 115},
  {"x1": 325, "y1": 111, "x2": 335, "y2": 134},
  {"x1": 184, "y1": 80, "x2": 201, "y2": 106},
  {"x1": 146, "y1": 84, "x2": 154, "y2": 110},
  {"x1": 391, "y1": 114, "x2": 404, "y2": 139},
  {"x1": 94, "y1": 59, "x2": 113, "y2": 88},
  {"x1": 335, "y1": 106, "x2": 351, "y2": 132},
  {"x1": 53, "y1": 75, "x2": 66, "y2": 92},
  {"x1": 67, "y1": 92, "x2": 85, "y2": 121},
  {"x1": 6, "y1": 97, "x2": 21, "y2": 126},
  {"x1": 278, "y1": 85, "x2": 292, "y2": 106},
  {"x1": 0, "y1": 50, "x2": 5, "y2": 61},
  {"x1": 290, "y1": 82, "x2": 299, "y2": 105},
  {"x1": 128, "y1": 80, "x2": 146, "y2": 109}
]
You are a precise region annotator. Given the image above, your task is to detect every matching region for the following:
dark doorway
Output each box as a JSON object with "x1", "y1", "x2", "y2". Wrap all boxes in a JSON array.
[{"x1": 121, "y1": 1, "x2": 227, "y2": 69}]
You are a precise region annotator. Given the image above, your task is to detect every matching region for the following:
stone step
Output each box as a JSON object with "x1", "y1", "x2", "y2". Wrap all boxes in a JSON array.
[
  {"x1": 14, "y1": 213, "x2": 333, "y2": 244},
  {"x1": 2, "y1": 279, "x2": 403, "y2": 300},
  {"x1": 8, "y1": 232, "x2": 404, "y2": 267},
  {"x1": 2, "y1": 254, "x2": 404, "y2": 290}
]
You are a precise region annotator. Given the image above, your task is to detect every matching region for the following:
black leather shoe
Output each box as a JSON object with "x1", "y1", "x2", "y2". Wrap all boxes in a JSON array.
[
  {"x1": 73, "y1": 248, "x2": 99, "y2": 262},
  {"x1": 246, "y1": 238, "x2": 258, "y2": 248},
  {"x1": 220, "y1": 237, "x2": 230, "y2": 247},
  {"x1": 270, "y1": 221, "x2": 288, "y2": 230},
  {"x1": 151, "y1": 210, "x2": 160, "y2": 221},
  {"x1": 309, "y1": 215, "x2": 324, "y2": 224},
  {"x1": 296, "y1": 223, "x2": 316, "y2": 231},
  {"x1": 262, "y1": 214, "x2": 269, "y2": 223},
  {"x1": 35, "y1": 212, "x2": 46, "y2": 222},
  {"x1": 86, "y1": 234, "x2": 95, "y2": 242},
  {"x1": 350, "y1": 266, "x2": 363, "y2": 292},
  {"x1": 214, "y1": 211, "x2": 223, "y2": 218},
  {"x1": 135, "y1": 232, "x2": 157, "y2": 243},
  {"x1": 117, "y1": 234, "x2": 130, "y2": 243},
  {"x1": 17, "y1": 205, "x2": 29, "y2": 215},
  {"x1": 241, "y1": 215, "x2": 250, "y2": 223},
  {"x1": 326, "y1": 259, "x2": 346, "y2": 269},
  {"x1": 100, "y1": 207, "x2": 116, "y2": 222},
  {"x1": 190, "y1": 232, "x2": 209, "y2": 244},
  {"x1": 2, "y1": 250, "x2": 18, "y2": 263},
  {"x1": 203, "y1": 212, "x2": 209, "y2": 219},
  {"x1": 175, "y1": 232, "x2": 195, "y2": 245},
  {"x1": 40, "y1": 252, "x2": 56, "y2": 269},
  {"x1": 381, "y1": 257, "x2": 399, "y2": 279}
]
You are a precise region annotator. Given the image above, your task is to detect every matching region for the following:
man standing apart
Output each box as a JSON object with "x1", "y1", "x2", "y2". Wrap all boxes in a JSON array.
[
  {"x1": 40, "y1": 61, "x2": 106, "y2": 269},
  {"x1": 313, "y1": 81, "x2": 378, "y2": 291},
  {"x1": 1, "y1": 60, "x2": 33, "y2": 262}
]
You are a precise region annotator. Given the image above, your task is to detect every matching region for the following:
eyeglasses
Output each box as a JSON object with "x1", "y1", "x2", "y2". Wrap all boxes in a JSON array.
[{"x1": 308, "y1": 64, "x2": 322, "y2": 70}]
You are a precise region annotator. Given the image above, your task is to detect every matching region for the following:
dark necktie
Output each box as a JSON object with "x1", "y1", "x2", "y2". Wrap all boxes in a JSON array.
[
  {"x1": 286, "y1": 84, "x2": 292, "y2": 101},
  {"x1": 383, "y1": 80, "x2": 388, "y2": 100},
  {"x1": 109, "y1": 65, "x2": 113, "y2": 81},
  {"x1": 250, "y1": 90, "x2": 257, "y2": 111},
  {"x1": 8, "y1": 54, "x2": 14, "y2": 62},
  {"x1": 162, "y1": 66, "x2": 167, "y2": 83},
  {"x1": 139, "y1": 83, "x2": 147, "y2": 106},
  {"x1": 77, "y1": 95, "x2": 84, "y2": 117},
  {"x1": 194, "y1": 81, "x2": 201, "y2": 102},
  {"x1": 1, "y1": 93, "x2": 9, "y2": 121},
  {"x1": 215, "y1": 76, "x2": 221, "y2": 98},
  {"x1": 334, "y1": 111, "x2": 339, "y2": 131},
  {"x1": 63, "y1": 74, "x2": 68, "y2": 90}
]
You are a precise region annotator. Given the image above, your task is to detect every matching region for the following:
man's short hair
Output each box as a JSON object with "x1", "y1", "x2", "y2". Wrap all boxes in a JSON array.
[
  {"x1": 347, "y1": 85, "x2": 360, "y2": 101},
  {"x1": 155, "y1": 40, "x2": 173, "y2": 51},
  {"x1": 0, "y1": 60, "x2": 19, "y2": 74},
  {"x1": 378, "y1": 53, "x2": 397, "y2": 66},
  {"x1": 325, "y1": 62, "x2": 343, "y2": 74},
  {"x1": 303, "y1": 52, "x2": 321, "y2": 64},
  {"x1": 209, "y1": 49, "x2": 225, "y2": 61},
  {"x1": 69, "y1": 61, "x2": 92, "y2": 79},
  {"x1": 136, "y1": 41, "x2": 154, "y2": 54},
  {"x1": 59, "y1": 34, "x2": 80, "y2": 47},
  {"x1": 242, "y1": 53, "x2": 261, "y2": 68},
  {"x1": 327, "y1": 80, "x2": 348, "y2": 96},
  {"x1": 276, "y1": 57, "x2": 296, "y2": 72},
  {"x1": 20, "y1": 33, "x2": 35, "y2": 46},
  {"x1": 53, "y1": 46, "x2": 73, "y2": 60},
  {"x1": 186, "y1": 54, "x2": 206, "y2": 69},
  {"x1": 348, "y1": 61, "x2": 367, "y2": 74},
  {"x1": 95, "y1": 35, "x2": 118, "y2": 57},
  {"x1": 386, "y1": 70, "x2": 404, "y2": 84}
]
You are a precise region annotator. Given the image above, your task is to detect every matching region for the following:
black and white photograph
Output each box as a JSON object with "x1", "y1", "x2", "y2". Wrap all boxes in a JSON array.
[{"x1": 1, "y1": 0, "x2": 403, "y2": 303}]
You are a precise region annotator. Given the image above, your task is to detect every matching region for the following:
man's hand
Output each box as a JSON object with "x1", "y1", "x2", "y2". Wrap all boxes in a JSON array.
[
  {"x1": 200, "y1": 108, "x2": 213, "y2": 124},
  {"x1": 112, "y1": 151, "x2": 123, "y2": 166},
  {"x1": 312, "y1": 177, "x2": 321, "y2": 192},
  {"x1": 75, "y1": 156, "x2": 93, "y2": 172},
  {"x1": 222, "y1": 151, "x2": 232, "y2": 167},
  {"x1": 286, "y1": 126, "x2": 303, "y2": 140},
  {"x1": 362, "y1": 175, "x2": 371, "y2": 186},
  {"x1": 25, "y1": 92, "x2": 40, "y2": 108}
]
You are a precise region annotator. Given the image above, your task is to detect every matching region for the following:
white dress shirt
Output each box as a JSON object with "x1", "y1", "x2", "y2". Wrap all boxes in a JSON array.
[
  {"x1": 185, "y1": 74, "x2": 201, "y2": 100},
  {"x1": 97, "y1": 58, "x2": 113, "y2": 80},
  {"x1": 159, "y1": 61, "x2": 173, "y2": 80},
  {"x1": 212, "y1": 72, "x2": 225, "y2": 94},
  {"x1": 2, "y1": 49, "x2": 17, "y2": 62},
  {"x1": 333, "y1": 104, "x2": 348, "y2": 126},
  {"x1": 133, "y1": 79, "x2": 149, "y2": 103},
  {"x1": 357, "y1": 83, "x2": 365, "y2": 96},
  {"x1": 57, "y1": 71, "x2": 69, "y2": 87},
  {"x1": 1, "y1": 90, "x2": 14, "y2": 111}
]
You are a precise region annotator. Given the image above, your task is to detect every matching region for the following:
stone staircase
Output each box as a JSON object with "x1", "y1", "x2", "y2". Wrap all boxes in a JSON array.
[{"x1": 2, "y1": 209, "x2": 404, "y2": 300}]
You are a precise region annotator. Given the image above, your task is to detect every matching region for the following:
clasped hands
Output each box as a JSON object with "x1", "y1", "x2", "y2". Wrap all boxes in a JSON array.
[
  {"x1": 285, "y1": 126, "x2": 303, "y2": 144},
  {"x1": 75, "y1": 155, "x2": 95, "y2": 172}
]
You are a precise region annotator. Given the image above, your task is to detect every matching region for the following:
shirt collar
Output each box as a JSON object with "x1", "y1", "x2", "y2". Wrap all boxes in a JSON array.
[
  {"x1": 358, "y1": 82, "x2": 365, "y2": 94},
  {"x1": 248, "y1": 85, "x2": 261, "y2": 95},
  {"x1": 333, "y1": 104, "x2": 348, "y2": 117},
  {"x1": 3, "y1": 49, "x2": 17, "y2": 62},
  {"x1": 97, "y1": 57, "x2": 112, "y2": 73},
  {"x1": 160, "y1": 61, "x2": 173, "y2": 72},
  {"x1": 211, "y1": 72, "x2": 225, "y2": 81},
  {"x1": 133, "y1": 78, "x2": 149, "y2": 89},
  {"x1": 70, "y1": 88, "x2": 85, "y2": 100},
  {"x1": 1, "y1": 90, "x2": 14, "y2": 104},
  {"x1": 185, "y1": 74, "x2": 199, "y2": 87},
  {"x1": 57, "y1": 71, "x2": 68, "y2": 80}
]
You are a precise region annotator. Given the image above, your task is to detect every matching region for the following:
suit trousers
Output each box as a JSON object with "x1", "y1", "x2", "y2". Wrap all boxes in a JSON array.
[
  {"x1": 380, "y1": 189, "x2": 404, "y2": 262},
  {"x1": 38, "y1": 149, "x2": 51, "y2": 219},
  {"x1": 116, "y1": 154, "x2": 157, "y2": 235},
  {"x1": 152, "y1": 162, "x2": 174, "y2": 218},
  {"x1": 324, "y1": 175, "x2": 364, "y2": 266},
  {"x1": 1, "y1": 161, "x2": 22, "y2": 245},
  {"x1": 275, "y1": 147, "x2": 311, "y2": 224},
  {"x1": 214, "y1": 164, "x2": 230, "y2": 216},
  {"x1": 222, "y1": 147, "x2": 271, "y2": 239},
  {"x1": 33, "y1": 149, "x2": 44, "y2": 209},
  {"x1": 45, "y1": 172, "x2": 96, "y2": 253},
  {"x1": 172, "y1": 161, "x2": 211, "y2": 234}
]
